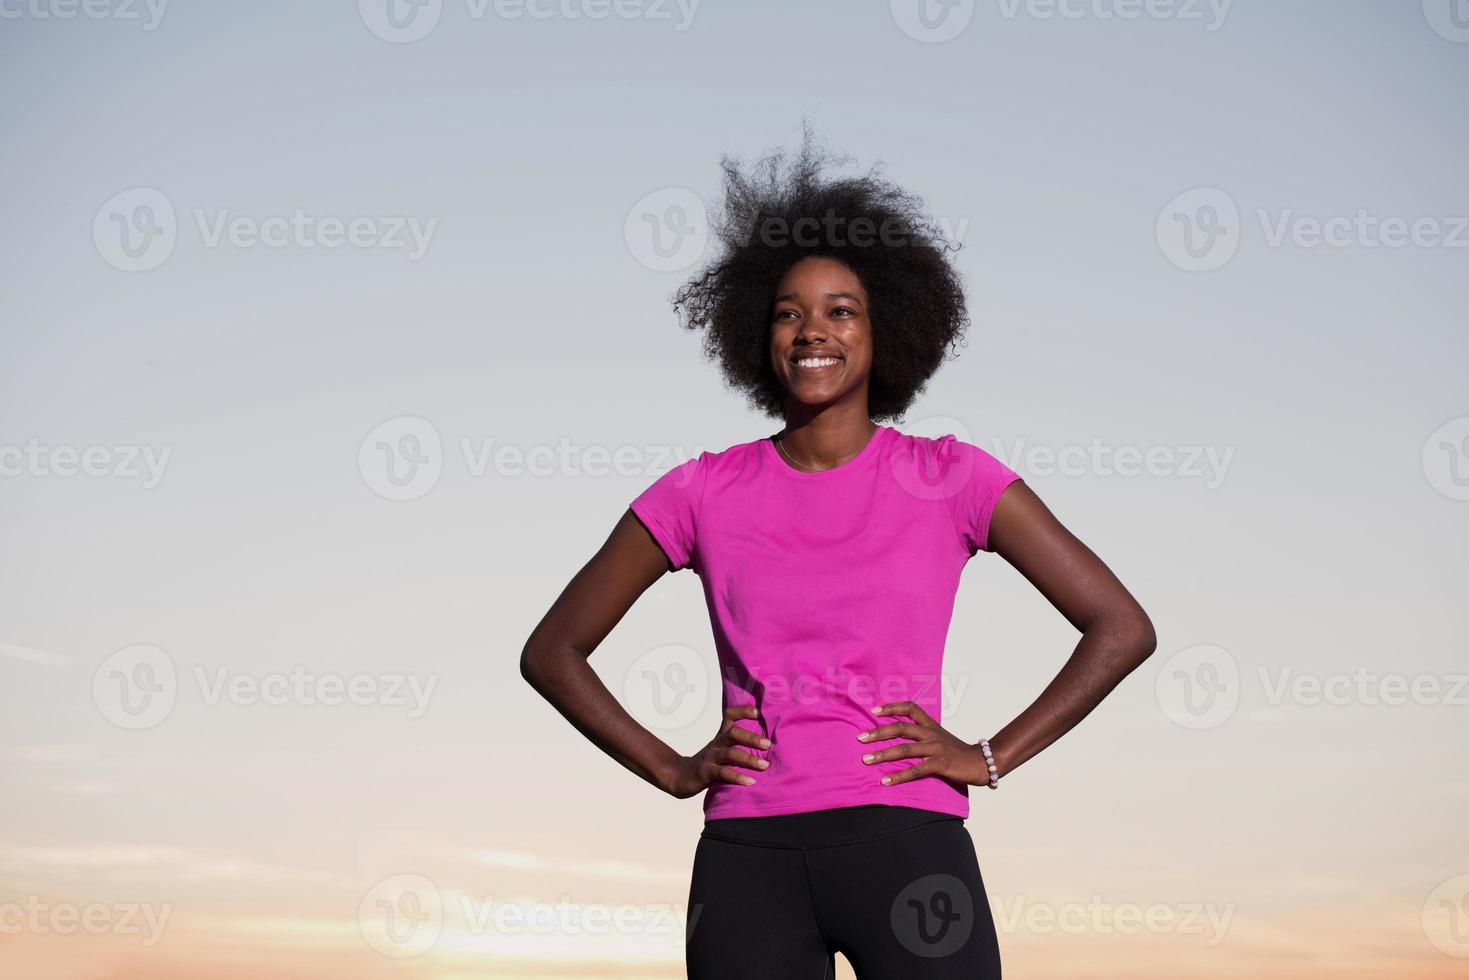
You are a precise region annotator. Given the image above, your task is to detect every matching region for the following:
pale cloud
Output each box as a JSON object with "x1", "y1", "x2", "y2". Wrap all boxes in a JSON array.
[
  {"x1": 561, "y1": 858, "x2": 680, "y2": 883},
  {"x1": 0, "y1": 843, "x2": 190, "y2": 869},
  {"x1": 0, "y1": 745, "x2": 86, "y2": 762},
  {"x1": 472, "y1": 848, "x2": 547, "y2": 870},
  {"x1": 45, "y1": 778, "x2": 116, "y2": 796},
  {"x1": 468, "y1": 846, "x2": 678, "y2": 883},
  {"x1": 0, "y1": 841, "x2": 354, "y2": 889},
  {"x1": 361, "y1": 832, "x2": 682, "y2": 887},
  {"x1": 0, "y1": 642, "x2": 70, "y2": 667}
]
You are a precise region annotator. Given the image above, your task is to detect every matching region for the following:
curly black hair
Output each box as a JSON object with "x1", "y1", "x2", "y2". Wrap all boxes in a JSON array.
[{"x1": 672, "y1": 121, "x2": 970, "y2": 422}]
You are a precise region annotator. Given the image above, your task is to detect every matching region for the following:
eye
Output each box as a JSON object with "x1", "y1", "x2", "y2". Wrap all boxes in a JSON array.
[
  {"x1": 830, "y1": 305, "x2": 855, "y2": 316},
  {"x1": 774, "y1": 309, "x2": 799, "y2": 320}
]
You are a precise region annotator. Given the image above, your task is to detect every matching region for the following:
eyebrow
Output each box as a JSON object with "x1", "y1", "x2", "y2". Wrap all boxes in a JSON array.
[{"x1": 773, "y1": 291, "x2": 864, "y2": 305}]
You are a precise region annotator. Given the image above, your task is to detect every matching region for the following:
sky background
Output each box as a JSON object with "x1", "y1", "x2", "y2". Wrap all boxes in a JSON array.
[{"x1": 2, "y1": 1, "x2": 1467, "y2": 977}]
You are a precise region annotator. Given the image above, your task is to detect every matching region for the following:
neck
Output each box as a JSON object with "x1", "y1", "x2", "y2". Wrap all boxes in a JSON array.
[{"x1": 775, "y1": 409, "x2": 879, "y2": 471}]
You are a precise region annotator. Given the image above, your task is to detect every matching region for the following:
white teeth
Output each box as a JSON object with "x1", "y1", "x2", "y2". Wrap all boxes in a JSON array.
[{"x1": 795, "y1": 357, "x2": 840, "y2": 368}]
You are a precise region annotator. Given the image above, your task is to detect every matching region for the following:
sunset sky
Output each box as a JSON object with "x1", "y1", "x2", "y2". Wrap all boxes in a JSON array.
[{"x1": 2, "y1": 2, "x2": 1467, "y2": 978}]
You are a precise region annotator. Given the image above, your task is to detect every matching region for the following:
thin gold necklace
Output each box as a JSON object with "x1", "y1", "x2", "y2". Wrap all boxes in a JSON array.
[{"x1": 774, "y1": 425, "x2": 876, "y2": 472}]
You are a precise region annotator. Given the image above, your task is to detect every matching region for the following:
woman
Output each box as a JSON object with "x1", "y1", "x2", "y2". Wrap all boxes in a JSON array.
[{"x1": 520, "y1": 128, "x2": 1157, "y2": 979}]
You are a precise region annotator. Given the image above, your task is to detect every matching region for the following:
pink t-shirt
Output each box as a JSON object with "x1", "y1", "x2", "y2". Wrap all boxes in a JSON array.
[{"x1": 629, "y1": 424, "x2": 1022, "y2": 820}]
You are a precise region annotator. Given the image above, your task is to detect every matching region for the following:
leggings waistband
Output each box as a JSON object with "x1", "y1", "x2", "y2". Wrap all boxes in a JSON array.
[{"x1": 700, "y1": 804, "x2": 961, "y2": 850}]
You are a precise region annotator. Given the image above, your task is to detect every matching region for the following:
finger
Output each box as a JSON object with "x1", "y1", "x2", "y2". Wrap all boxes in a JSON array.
[
  {"x1": 726, "y1": 725, "x2": 772, "y2": 750},
  {"x1": 872, "y1": 701, "x2": 935, "y2": 726},
  {"x1": 709, "y1": 764, "x2": 756, "y2": 786},
  {"x1": 880, "y1": 760, "x2": 932, "y2": 786},
  {"x1": 724, "y1": 704, "x2": 760, "y2": 721},
  {"x1": 856, "y1": 721, "x2": 924, "y2": 743},
  {"x1": 861, "y1": 743, "x2": 928, "y2": 765},
  {"x1": 721, "y1": 747, "x2": 770, "y2": 771}
]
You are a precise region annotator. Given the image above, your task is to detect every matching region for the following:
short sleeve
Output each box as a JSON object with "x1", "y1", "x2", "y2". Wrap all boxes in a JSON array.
[
  {"x1": 629, "y1": 452, "x2": 708, "y2": 573},
  {"x1": 937, "y1": 435, "x2": 1023, "y2": 556}
]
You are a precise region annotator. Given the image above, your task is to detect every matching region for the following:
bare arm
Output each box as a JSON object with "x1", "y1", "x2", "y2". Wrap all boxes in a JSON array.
[
  {"x1": 519, "y1": 510, "x2": 769, "y2": 798},
  {"x1": 860, "y1": 479, "x2": 1156, "y2": 788},
  {"x1": 981, "y1": 480, "x2": 1157, "y2": 780}
]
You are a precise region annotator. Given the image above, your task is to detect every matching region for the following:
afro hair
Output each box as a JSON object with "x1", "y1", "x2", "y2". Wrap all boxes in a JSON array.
[{"x1": 672, "y1": 121, "x2": 971, "y2": 422}]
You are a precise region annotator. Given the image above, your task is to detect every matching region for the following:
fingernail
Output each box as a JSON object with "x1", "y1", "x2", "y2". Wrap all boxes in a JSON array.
[
  {"x1": 756, "y1": 759, "x2": 769, "y2": 768},
  {"x1": 759, "y1": 739, "x2": 771, "y2": 748},
  {"x1": 881, "y1": 776, "x2": 891, "y2": 785},
  {"x1": 856, "y1": 732, "x2": 870, "y2": 741},
  {"x1": 861, "y1": 754, "x2": 874, "y2": 764},
  {"x1": 871, "y1": 705, "x2": 884, "y2": 713}
]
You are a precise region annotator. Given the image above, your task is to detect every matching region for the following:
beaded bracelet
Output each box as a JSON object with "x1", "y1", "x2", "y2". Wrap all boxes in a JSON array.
[{"x1": 977, "y1": 737, "x2": 1000, "y2": 790}]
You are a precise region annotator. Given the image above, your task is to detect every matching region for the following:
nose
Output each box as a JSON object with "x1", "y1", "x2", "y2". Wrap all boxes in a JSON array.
[{"x1": 795, "y1": 319, "x2": 829, "y2": 344}]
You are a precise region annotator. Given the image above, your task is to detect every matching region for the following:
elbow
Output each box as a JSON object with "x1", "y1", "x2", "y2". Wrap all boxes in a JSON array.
[
  {"x1": 1121, "y1": 609, "x2": 1157, "y2": 668},
  {"x1": 1088, "y1": 604, "x2": 1155, "y2": 670},
  {"x1": 520, "y1": 642, "x2": 550, "y2": 690}
]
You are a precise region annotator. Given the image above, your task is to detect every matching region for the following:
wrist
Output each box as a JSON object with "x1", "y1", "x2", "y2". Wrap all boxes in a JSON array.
[
  {"x1": 651, "y1": 750, "x2": 687, "y2": 796},
  {"x1": 973, "y1": 736, "x2": 1001, "y2": 789}
]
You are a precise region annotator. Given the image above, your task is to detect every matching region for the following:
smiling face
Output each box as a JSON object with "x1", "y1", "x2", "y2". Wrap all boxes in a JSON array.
[{"x1": 768, "y1": 256, "x2": 874, "y2": 414}]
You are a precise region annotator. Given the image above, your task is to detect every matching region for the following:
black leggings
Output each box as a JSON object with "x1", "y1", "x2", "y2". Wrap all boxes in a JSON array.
[{"x1": 686, "y1": 805, "x2": 1001, "y2": 979}]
